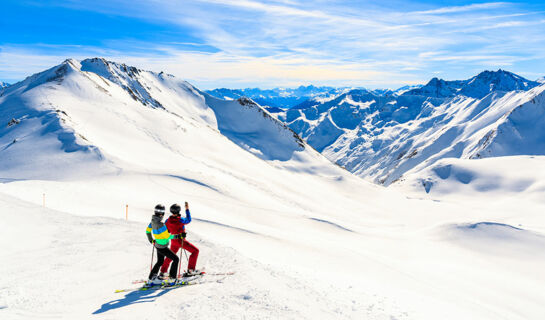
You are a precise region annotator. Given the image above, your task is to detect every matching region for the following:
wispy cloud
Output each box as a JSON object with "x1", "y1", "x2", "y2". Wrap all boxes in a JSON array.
[
  {"x1": 2, "y1": 0, "x2": 545, "y2": 88},
  {"x1": 412, "y1": 2, "x2": 509, "y2": 15}
]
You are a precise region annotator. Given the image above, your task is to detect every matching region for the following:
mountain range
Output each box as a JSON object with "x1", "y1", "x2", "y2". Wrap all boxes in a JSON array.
[
  {"x1": 205, "y1": 85, "x2": 424, "y2": 110},
  {"x1": 278, "y1": 70, "x2": 544, "y2": 189},
  {"x1": 205, "y1": 85, "x2": 348, "y2": 109}
]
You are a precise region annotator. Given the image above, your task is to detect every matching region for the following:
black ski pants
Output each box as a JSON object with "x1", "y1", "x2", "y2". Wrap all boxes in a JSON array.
[{"x1": 149, "y1": 246, "x2": 179, "y2": 279}]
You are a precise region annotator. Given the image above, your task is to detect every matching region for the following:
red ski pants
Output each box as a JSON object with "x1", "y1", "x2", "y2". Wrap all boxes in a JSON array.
[{"x1": 160, "y1": 239, "x2": 199, "y2": 273}]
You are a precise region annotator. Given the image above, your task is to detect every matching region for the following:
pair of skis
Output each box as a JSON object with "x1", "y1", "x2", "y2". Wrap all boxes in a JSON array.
[
  {"x1": 130, "y1": 270, "x2": 235, "y2": 284},
  {"x1": 115, "y1": 278, "x2": 201, "y2": 293},
  {"x1": 115, "y1": 270, "x2": 235, "y2": 293}
]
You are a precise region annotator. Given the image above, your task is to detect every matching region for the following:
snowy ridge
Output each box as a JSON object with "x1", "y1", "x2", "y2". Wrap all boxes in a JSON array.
[
  {"x1": 0, "y1": 60, "x2": 112, "y2": 180},
  {"x1": 405, "y1": 69, "x2": 539, "y2": 99},
  {"x1": 204, "y1": 96, "x2": 305, "y2": 160},
  {"x1": 80, "y1": 57, "x2": 165, "y2": 109},
  {"x1": 0, "y1": 58, "x2": 315, "y2": 180}
]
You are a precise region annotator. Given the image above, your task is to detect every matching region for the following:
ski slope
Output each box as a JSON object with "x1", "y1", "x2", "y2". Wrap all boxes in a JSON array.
[{"x1": 1, "y1": 58, "x2": 544, "y2": 319}]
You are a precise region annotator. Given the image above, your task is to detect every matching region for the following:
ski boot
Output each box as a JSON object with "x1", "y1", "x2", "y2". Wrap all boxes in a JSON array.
[
  {"x1": 163, "y1": 277, "x2": 178, "y2": 287},
  {"x1": 182, "y1": 269, "x2": 201, "y2": 277},
  {"x1": 158, "y1": 272, "x2": 168, "y2": 280},
  {"x1": 144, "y1": 275, "x2": 163, "y2": 288}
]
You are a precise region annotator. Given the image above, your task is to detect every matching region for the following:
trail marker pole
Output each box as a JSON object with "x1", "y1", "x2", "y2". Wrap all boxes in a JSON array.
[
  {"x1": 42, "y1": 193, "x2": 45, "y2": 208},
  {"x1": 126, "y1": 205, "x2": 128, "y2": 220}
]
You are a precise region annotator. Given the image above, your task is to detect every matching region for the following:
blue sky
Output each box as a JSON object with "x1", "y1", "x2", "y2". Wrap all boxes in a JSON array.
[{"x1": 1, "y1": 0, "x2": 545, "y2": 89}]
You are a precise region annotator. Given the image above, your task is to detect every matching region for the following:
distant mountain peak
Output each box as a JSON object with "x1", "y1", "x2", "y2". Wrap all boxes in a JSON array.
[
  {"x1": 461, "y1": 69, "x2": 538, "y2": 99},
  {"x1": 404, "y1": 76, "x2": 462, "y2": 98},
  {"x1": 404, "y1": 69, "x2": 539, "y2": 99}
]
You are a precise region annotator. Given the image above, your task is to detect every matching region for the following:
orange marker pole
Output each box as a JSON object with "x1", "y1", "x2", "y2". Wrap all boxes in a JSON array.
[{"x1": 126, "y1": 204, "x2": 128, "y2": 220}]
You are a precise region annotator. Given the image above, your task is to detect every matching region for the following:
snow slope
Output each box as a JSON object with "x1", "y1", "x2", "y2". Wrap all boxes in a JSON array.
[
  {"x1": 398, "y1": 156, "x2": 545, "y2": 201},
  {"x1": 1, "y1": 59, "x2": 544, "y2": 319}
]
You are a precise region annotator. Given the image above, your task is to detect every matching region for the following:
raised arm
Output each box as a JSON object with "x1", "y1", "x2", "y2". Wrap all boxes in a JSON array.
[
  {"x1": 179, "y1": 202, "x2": 192, "y2": 224},
  {"x1": 180, "y1": 209, "x2": 191, "y2": 224}
]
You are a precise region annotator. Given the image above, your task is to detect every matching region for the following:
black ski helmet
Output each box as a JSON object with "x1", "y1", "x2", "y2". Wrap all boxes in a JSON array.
[
  {"x1": 154, "y1": 204, "x2": 165, "y2": 216},
  {"x1": 170, "y1": 203, "x2": 181, "y2": 214}
]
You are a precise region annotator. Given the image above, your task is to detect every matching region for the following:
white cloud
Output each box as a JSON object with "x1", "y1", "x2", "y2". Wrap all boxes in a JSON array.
[
  {"x1": 2, "y1": 1, "x2": 545, "y2": 88},
  {"x1": 412, "y1": 2, "x2": 509, "y2": 15}
]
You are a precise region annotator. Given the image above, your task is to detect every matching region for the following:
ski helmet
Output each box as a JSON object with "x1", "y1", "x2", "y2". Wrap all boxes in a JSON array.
[
  {"x1": 154, "y1": 204, "x2": 165, "y2": 216},
  {"x1": 170, "y1": 203, "x2": 181, "y2": 214}
]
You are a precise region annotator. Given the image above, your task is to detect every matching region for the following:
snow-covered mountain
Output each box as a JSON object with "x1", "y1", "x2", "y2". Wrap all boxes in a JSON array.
[
  {"x1": 281, "y1": 70, "x2": 544, "y2": 186},
  {"x1": 205, "y1": 85, "x2": 348, "y2": 109},
  {"x1": 405, "y1": 70, "x2": 538, "y2": 99},
  {"x1": 0, "y1": 58, "x2": 322, "y2": 180},
  {"x1": 0, "y1": 82, "x2": 9, "y2": 95},
  {"x1": 206, "y1": 84, "x2": 424, "y2": 111},
  {"x1": 1, "y1": 59, "x2": 545, "y2": 319}
]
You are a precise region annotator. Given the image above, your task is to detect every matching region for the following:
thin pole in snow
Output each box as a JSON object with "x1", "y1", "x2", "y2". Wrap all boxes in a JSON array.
[
  {"x1": 42, "y1": 193, "x2": 45, "y2": 208},
  {"x1": 126, "y1": 204, "x2": 128, "y2": 220},
  {"x1": 178, "y1": 238, "x2": 184, "y2": 279},
  {"x1": 150, "y1": 243, "x2": 155, "y2": 272}
]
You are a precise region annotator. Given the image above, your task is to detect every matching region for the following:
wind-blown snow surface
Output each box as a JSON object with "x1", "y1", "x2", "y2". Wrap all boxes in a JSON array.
[{"x1": 1, "y1": 59, "x2": 544, "y2": 319}]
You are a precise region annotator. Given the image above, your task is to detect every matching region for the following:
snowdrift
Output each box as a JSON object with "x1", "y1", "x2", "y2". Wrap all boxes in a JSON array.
[
  {"x1": 399, "y1": 156, "x2": 545, "y2": 201},
  {"x1": 440, "y1": 222, "x2": 545, "y2": 258}
]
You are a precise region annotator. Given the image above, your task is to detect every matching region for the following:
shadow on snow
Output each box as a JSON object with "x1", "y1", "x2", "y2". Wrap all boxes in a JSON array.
[{"x1": 92, "y1": 288, "x2": 171, "y2": 314}]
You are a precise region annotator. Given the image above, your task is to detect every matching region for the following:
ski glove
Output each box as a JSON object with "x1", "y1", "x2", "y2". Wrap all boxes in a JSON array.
[{"x1": 174, "y1": 233, "x2": 187, "y2": 239}]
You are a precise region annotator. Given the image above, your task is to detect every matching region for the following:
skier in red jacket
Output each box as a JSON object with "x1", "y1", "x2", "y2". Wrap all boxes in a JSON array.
[{"x1": 160, "y1": 202, "x2": 200, "y2": 278}]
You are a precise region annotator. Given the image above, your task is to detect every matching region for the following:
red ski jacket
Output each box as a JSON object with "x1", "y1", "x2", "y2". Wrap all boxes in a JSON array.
[{"x1": 165, "y1": 209, "x2": 191, "y2": 235}]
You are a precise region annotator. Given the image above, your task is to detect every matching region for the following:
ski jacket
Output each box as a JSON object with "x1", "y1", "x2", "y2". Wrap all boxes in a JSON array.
[
  {"x1": 165, "y1": 209, "x2": 192, "y2": 235},
  {"x1": 146, "y1": 215, "x2": 174, "y2": 248}
]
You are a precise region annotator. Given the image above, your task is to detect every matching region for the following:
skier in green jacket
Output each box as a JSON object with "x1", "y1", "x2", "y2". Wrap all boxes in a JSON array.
[{"x1": 146, "y1": 204, "x2": 179, "y2": 285}]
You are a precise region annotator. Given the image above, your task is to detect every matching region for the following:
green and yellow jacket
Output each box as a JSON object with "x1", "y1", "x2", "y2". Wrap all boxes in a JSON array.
[{"x1": 146, "y1": 215, "x2": 174, "y2": 248}]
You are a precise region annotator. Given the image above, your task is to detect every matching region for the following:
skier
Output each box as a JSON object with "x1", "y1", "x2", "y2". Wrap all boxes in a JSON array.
[
  {"x1": 160, "y1": 202, "x2": 200, "y2": 278},
  {"x1": 146, "y1": 204, "x2": 179, "y2": 285}
]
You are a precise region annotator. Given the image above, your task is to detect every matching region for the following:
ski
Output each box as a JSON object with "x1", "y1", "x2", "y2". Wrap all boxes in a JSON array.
[
  {"x1": 131, "y1": 272, "x2": 205, "y2": 285},
  {"x1": 131, "y1": 271, "x2": 234, "y2": 284},
  {"x1": 115, "y1": 279, "x2": 201, "y2": 293}
]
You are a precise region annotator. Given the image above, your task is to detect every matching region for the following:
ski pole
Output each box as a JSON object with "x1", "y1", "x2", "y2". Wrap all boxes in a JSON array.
[
  {"x1": 150, "y1": 242, "x2": 155, "y2": 272},
  {"x1": 178, "y1": 237, "x2": 184, "y2": 278}
]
